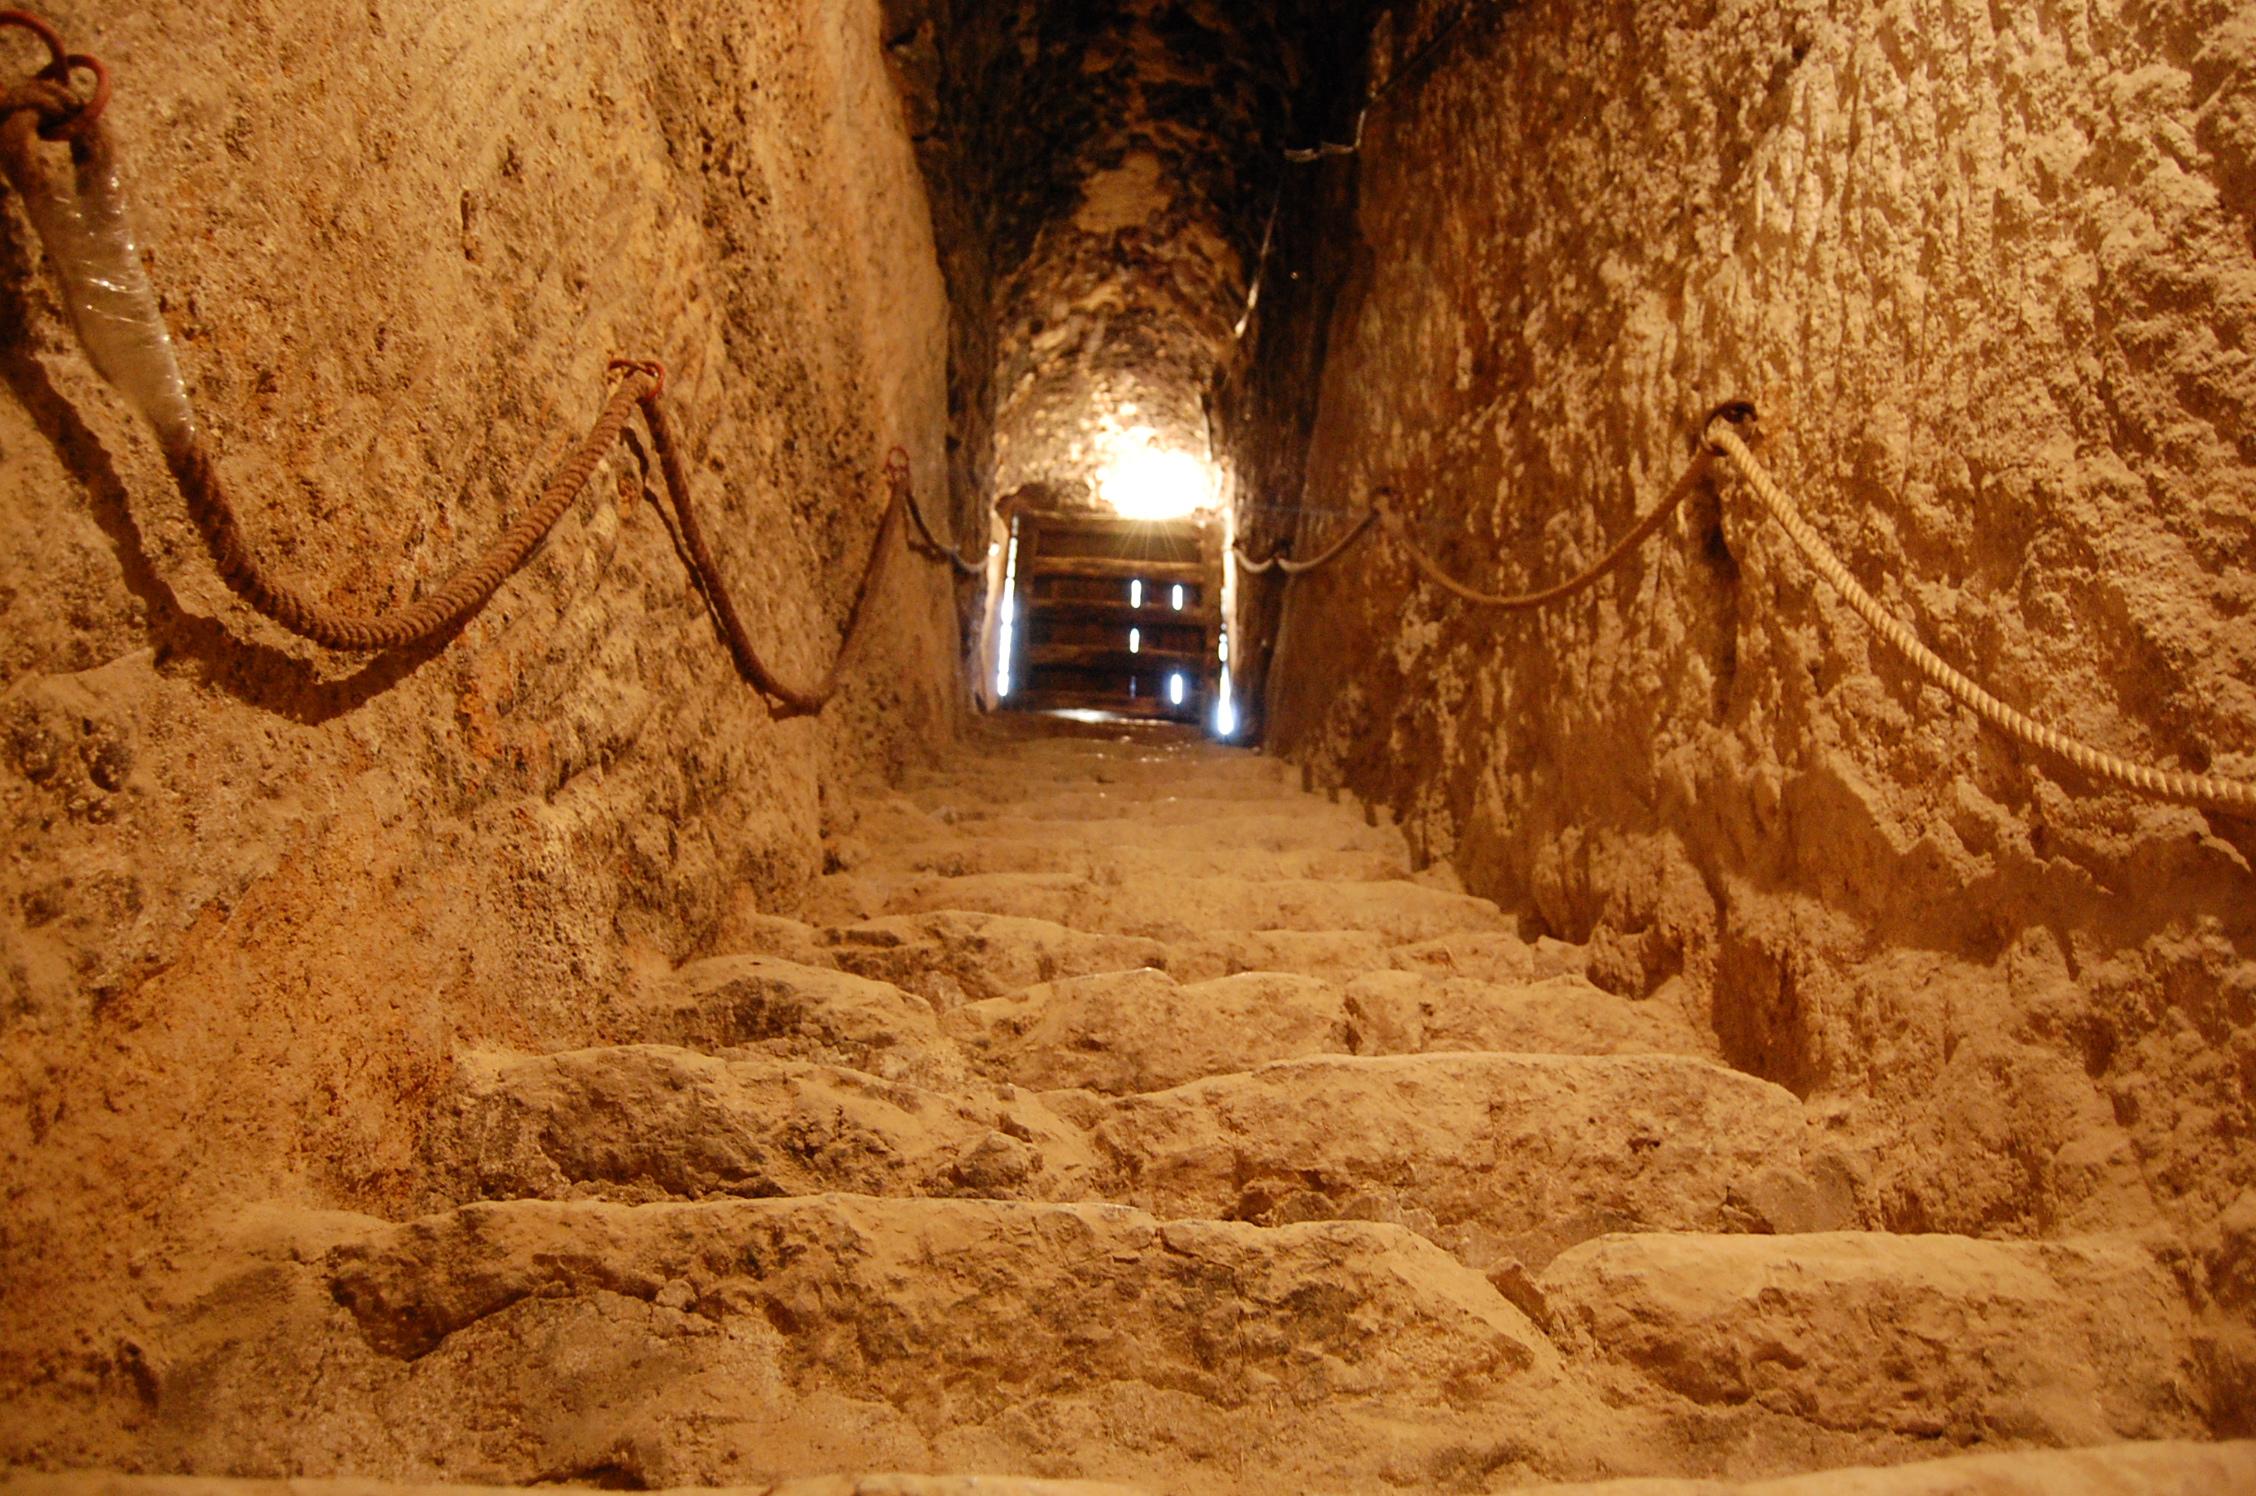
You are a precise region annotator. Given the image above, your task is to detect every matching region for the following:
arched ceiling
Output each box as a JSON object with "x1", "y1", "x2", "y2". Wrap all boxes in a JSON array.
[{"x1": 912, "y1": 0, "x2": 1371, "y2": 508}]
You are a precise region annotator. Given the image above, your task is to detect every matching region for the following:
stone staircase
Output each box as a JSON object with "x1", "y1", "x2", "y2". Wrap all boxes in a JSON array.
[{"x1": 63, "y1": 720, "x2": 2254, "y2": 1493}]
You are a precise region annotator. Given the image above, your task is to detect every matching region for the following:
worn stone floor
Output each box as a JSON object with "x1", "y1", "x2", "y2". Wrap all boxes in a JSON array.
[{"x1": 17, "y1": 718, "x2": 2254, "y2": 1493}]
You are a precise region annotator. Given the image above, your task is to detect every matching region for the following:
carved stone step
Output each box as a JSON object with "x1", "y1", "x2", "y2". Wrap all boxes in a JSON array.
[
  {"x1": 19, "y1": 1438, "x2": 2256, "y2": 1493},
  {"x1": 430, "y1": 1045, "x2": 1100, "y2": 1207},
  {"x1": 846, "y1": 825, "x2": 1410, "y2": 883},
  {"x1": 437, "y1": 1047, "x2": 1847, "y2": 1277},
  {"x1": 614, "y1": 955, "x2": 968, "y2": 1090},
  {"x1": 1536, "y1": 1231, "x2": 2208, "y2": 1464},
  {"x1": 1073, "y1": 1052, "x2": 1854, "y2": 1270},
  {"x1": 909, "y1": 753, "x2": 1293, "y2": 797},
  {"x1": 810, "y1": 911, "x2": 1588, "y2": 1008},
  {"x1": 893, "y1": 805, "x2": 1408, "y2": 856},
  {"x1": 803, "y1": 871, "x2": 1510, "y2": 943},
  {"x1": 942, "y1": 965, "x2": 1694, "y2": 1093},
  {"x1": 904, "y1": 790, "x2": 1372, "y2": 825},
  {"x1": 815, "y1": 911, "x2": 1172, "y2": 1006},
  {"x1": 148, "y1": 1197, "x2": 1597, "y2": 1490}
]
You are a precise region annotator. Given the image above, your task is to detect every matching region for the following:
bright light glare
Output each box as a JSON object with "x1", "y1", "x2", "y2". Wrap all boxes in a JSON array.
[
  {"x1": 1098, "y1": 440, "x2": 1215, "y2": 521},
  {"x1": 1130, "y1": 579, "x2": 1144, "y2": 608},
  {"x1": 1215, "y1": 663, "x2": 1237, "y2": 737},
  {"x1": 995, "y1": 530, "x2": 1021, "y2": 699},
  {"x1": 1168, "y1": 672, "x2": 1186, "y2": 706},
  {"x1": 1129, "y1": 627, "x2": 1141, "y2": 654},
  {"x1": 1171, "y1": 583, "x2": 1185, "y2": 611}
]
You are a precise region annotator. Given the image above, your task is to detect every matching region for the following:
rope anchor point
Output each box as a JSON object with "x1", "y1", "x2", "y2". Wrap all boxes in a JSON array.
[
  {"x1": 606, "y1": 357, "x2": 666, "y2": 398},
  {"x1": 0, "y1": 10, "x2": 109, "y2": 140},
  {"x1": 1700, "y1": 398, "x2": 1759, "y2": 454}
]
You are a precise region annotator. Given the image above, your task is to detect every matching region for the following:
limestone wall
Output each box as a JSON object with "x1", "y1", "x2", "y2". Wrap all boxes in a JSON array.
[
  {"x1": 0, "y1": 0, "x2": 962, "y2": 1441},
  {"x1": 1245, "y1": 0, "x2": 2256, "y2": 1278}
]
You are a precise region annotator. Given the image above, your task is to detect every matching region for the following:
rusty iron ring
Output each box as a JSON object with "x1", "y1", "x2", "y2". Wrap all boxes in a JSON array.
[
  {"x1": 0, "y1": 9, "x2": 66, "y2": 72},
  {"x1": 35, "y1": 52, "x2": 106, "y2": 140}
]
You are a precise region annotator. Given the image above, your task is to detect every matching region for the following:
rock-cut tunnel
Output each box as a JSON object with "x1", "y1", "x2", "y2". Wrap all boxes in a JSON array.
[{"x1": 1, "y1": 2, "x2": 2254, "y2": 1493}]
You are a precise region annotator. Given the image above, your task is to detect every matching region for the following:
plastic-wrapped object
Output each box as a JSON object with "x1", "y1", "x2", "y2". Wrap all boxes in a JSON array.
[{"x1": 6, "y1": 118, "x2": 196, "y2": 450}]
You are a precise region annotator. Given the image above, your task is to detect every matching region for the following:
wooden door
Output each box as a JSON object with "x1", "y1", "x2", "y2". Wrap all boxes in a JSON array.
[{"x1": 1003, "y1": 509, "x2": 1221, "y2": 722}]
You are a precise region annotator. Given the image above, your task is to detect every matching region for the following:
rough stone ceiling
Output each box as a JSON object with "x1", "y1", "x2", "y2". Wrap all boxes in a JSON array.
[{"x1": 960, "y1": 0, "x2": 1322, "y2": 503}]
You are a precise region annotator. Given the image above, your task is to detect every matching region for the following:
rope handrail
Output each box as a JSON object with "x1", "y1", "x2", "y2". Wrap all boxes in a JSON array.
[
  {"x1": 0, "y1": 17, "x2": 977, "y2": 722},
  {"x1": 636, "y1": 375, "x2": 908, "y2": 717},
  {"x1": 1233, "y1": 506, "x2": 1376, "y2": 575},
  {"x1": 1705, "y1": 420, "x2": 2255, "y2": 812},
  {"x1": 158, "y1": 373, "x2": 643, "y2": 655},
  {"x1": 1233, "y1": 402, "x2": 2251, "y2": 811},
  {"x1": 892, "y1": 444, "x2": 994, "y2": 575},
  {"x1": 5, "y1": 12, "x2": 2245, "y2": 807},
  {"x1": 1375, "y1": 445, "x2": 1717, "y2": 611}
]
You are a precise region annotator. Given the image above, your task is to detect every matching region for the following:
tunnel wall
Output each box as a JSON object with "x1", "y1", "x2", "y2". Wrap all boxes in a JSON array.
[
  {"x1": 1244, "y1": 0, "x2": 2256, "y2": 1297},
  {"x1": 0, "y1": 0, "x2": 962, "y2": 1442},
  {"x1": 887, "y1": 0, "x2": 1005, "y2": 592}
]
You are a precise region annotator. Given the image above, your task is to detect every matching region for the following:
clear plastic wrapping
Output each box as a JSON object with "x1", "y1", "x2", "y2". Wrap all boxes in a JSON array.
[{"x1": 14, "y1": 131, "x2": 196, "y2": 449}]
